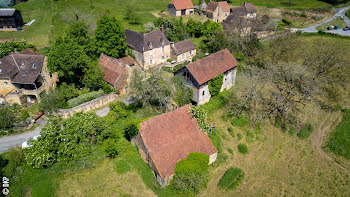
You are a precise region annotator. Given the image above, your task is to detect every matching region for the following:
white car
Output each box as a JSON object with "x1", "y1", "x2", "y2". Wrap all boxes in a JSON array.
[{"x1": 22, "y1": 135, "x2": 41, "y2": 149}]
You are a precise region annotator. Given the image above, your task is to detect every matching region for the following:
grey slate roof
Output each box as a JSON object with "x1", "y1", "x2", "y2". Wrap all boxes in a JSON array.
[
  {"x1": 0, "y1": 8, "x2": 15, "y2": 16},
  {"x1": 124, "y1": 29, "x2": 170, "y2": 53},
  {"x1": 0, "y1": 49, "x2": 44, "y2": 84},
  {"x1": 172, "y1": 39, "x2": 196, "y2": 56}
]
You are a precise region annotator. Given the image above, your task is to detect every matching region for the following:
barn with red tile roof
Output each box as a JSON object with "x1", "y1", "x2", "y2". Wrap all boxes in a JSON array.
[
  {"x1": 131, "y1": 104, "x2": 217, "y2": 187},
  {"x1": 174, "y1": 48, "x2": 238, "y2": 105},
  {"x1": 204, "y1": 1, "x2": 230, "y2": 22},
  {"x1": 168, "y1": 0, "x2": 195, "y2": 16}
]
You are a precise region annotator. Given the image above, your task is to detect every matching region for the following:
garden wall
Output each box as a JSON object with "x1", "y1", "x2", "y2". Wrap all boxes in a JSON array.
[{"x1": 57, "y1": 93, "x2": 118, "y2": 119}]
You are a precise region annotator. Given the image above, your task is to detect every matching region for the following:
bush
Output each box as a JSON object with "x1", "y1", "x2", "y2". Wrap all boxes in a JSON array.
[
  {"x1": 161, "y1": 66, "x2": 173, "y2": 73},
  {"x1": 282, "y1": 17, "x2": 292, "y2": 25},
  {"x1": 227, "y1": 127, "x2": 234, "y2": 137},
  {"x1": 346, "y1": 9, "x2": 350, "y2": 18},
  {"x1": 218, "y1": 168, "x2": 244, "y2": 190},
  {"x1": 298, "y1": 123, "x2": 314, "y2": 139},
  {"x1": 208, "y1": 74, "x2": 224, "y2": 97},
  {"x1": 68, "y1": 90, "x2": 105, "y2": 108},
  {"x1": 245, "y1": 130, "x2": 254, "y2": 143},
  {"x1": 102, "y1": 139, "x2": 118, "y2": 158},
  {"x1": 124, "y1": 121, "x2": 139, "y2": 141},
  {"x1": 170, "y1": 153, "x2": 209, "y2": 194},
  {"x1": 238, "y1": 143, "x2": 248, "y2": 154},
  {"x1": 109, "y1": 101, "x2": 128, "y2": 120},
  {"x1": 228, "y1": 148, "x2": 234, "y2": 155},
  {"x1": 237, "y1": 133, "x2": 243, "y2": 141},
  {"x1": 288, "y1": 128, "x2": 296, "y2": 136}
]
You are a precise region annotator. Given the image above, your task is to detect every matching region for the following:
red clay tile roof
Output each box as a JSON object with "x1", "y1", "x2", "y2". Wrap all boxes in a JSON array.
[
  {"x1": 119, "y1": 56, "x2": 135, "y2": 66},
  {"x1": 98, "y1": 54, "x2": 128, "y2": 90},
  {"x1": 139, "y1": 104, "x2": 217, "y2": 179},
  {"x1": 205, "y1": 1, "x2": 230, "y2": 13},
  {"x1": 186, "y1": 48, "x2": 238, "y2": 85},
  {"x1": 169, "y1": 0, "x2": 194, "y2": 10}
]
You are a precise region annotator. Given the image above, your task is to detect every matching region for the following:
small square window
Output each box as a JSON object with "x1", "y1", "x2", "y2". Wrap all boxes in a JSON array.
[{"x1": 149, "y1": 59, "x2": 153, "y2": 65}]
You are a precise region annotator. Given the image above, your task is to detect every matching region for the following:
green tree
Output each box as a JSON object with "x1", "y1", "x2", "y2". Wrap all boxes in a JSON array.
[
  {"x1": 124, "y1": 121, "x2": 139, "y2": 141},
  {"x1": 95, "y1": 16, "x2": 127, "y2": 58},
  {"x1": 48, "y1": 37, "x2": 91, "y2": 84},
  {"x1": 170, "y1": 152, "x2": 210, "y2": 194},
  {"x1": 202, "y1": 20, "x2": 223, "y2": 37},
  {"x1": 124, "y1": 2, "x2": 141, "y2": 24},
  {"x1": 109, "y1": 101, "x2": 128, "y2": 120},
  {"x1": 0, "y1": 106, "x2": 18, "y2": 130},
  {"x1": 82, "y1": 64, "x2": 105, "y2": 91},
  {"x1": 39, "y1": 88, "x2": 67, "y2": 113},
  {"x1": 171, "y1": 75, "x2": 193, "y2": 107}
]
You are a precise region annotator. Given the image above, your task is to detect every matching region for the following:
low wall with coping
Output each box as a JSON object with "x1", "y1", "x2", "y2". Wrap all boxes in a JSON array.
[{"x1": 57, "y1": 93, "x2": 118, "y2": 119}]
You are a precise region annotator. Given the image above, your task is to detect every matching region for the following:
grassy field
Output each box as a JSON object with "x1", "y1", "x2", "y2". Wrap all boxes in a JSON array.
[
  {"x1": 316, "y1": 17, "x2": 347, "y2": 31},
  {"x1": 326, "y1": 109, "x2": 350, "y2": 159},
  {"x1": 226, "y1": 0, "x2": 330, "y2": 8}
]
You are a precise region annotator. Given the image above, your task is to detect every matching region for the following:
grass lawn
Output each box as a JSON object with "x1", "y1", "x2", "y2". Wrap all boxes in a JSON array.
[
  {"x1": 227, "y1": 0, "x2": 330, "y2": 9},
  {"x1": 326, "y1": 109, "x2": 350, "y2": 159},
  {"x1": 0, "y1": 0, "x2": 171, "y2": 47},
  {"x1": 316, "y1": 17, "x2": 347, "y2": 31},
  {"x1": 347, "y1": 9, "x2": 350, "y2": 18}
]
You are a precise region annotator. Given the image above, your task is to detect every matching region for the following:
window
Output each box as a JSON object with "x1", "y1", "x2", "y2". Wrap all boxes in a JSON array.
[
  {"x1": 189, "y1": 50, "x2": 192, "y2": 56},
  {"x1": 202, "y1": 91, "x2": 205, "y2": 96},
  {"x1": 4, "y1": 82, "x2": 8, "y2": 87},
  {"x1": 21, "y1": 63, "x2": 24, "y2": 66},
  {"x1": 23, "y1": 72, "x2": 27, "y2": 76},
  {"x1": 32, "y1": 64, "x2": 36, "y2": 68},
  {"x1": 0, "y1": 68, "x2": 2, "y2": 73},
  {"x1": 149, "y1": 59, "x2": 153, "y2": 65},
  {"x1": 182, "y1": 54, "x2": 185, "y2": 61},
  {"x1": 161, "y1": 46, "x2": 165, "y2": 53},
  {"x1": 150, "y1": 49, "x2": 153, "y2": 56}
]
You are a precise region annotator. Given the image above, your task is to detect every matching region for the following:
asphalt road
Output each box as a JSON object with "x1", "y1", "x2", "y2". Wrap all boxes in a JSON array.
[
  {"x1": 0, "y1": 106, "x2": 111, "y2": 154},
  {"x1": 0, "y1": 118, "x2": 47, "y2": 153},
  {"x1": 297, "y1": 6, "x2": 350, "y2": 36}
]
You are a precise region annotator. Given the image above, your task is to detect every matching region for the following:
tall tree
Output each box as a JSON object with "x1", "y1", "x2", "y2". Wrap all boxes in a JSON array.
[{"x1": 95, "y1": 16, "x2": 127, "y2": 58}]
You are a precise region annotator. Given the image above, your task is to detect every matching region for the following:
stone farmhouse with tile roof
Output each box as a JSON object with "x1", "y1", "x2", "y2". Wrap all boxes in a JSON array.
[
  {"x1": 0, "y1": 48, "x2": 58, "y2": 105},
  {"x1": 125, "y1": 29, "x2": 171, "y2": 70},
  {"x1": 98, "y1": 54, "x2": 132, "y2": 95},
  {"x1": 204, "y1": 1, "x2": 230, "y2": 22},
  {"x1": 170, "y1": 39, "x2": 196, "y2": 63},
  {"x1": 131, "y1": 104, "x2": 217, "y2": 187},
  {"x1": 168, "y1": 0, "x2": 195, "y2": 16},
  {"x1": 230, "y1": 2, "x2": 257, "y2": 19},
  {"x1": 174, "y1": 49, "x2": 238, "y2": 105}
]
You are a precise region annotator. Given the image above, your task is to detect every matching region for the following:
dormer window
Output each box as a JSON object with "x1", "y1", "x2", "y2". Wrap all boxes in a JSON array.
[
  {"x1": 32, "y1": 64, "x2": 36, "y2": 69},
  {"x1": 23, "y1": 72, "x2": 27, "y2": 76}
]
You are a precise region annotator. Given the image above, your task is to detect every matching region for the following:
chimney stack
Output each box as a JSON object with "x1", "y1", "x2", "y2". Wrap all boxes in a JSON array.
[{"x1": 160, "y1": 26, "x2": 164, "y2": 34}]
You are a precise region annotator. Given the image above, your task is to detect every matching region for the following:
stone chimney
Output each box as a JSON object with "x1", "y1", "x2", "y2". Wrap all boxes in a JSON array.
[{"x1": 160, "y1": 27, "x2": 164, "y2": 34}]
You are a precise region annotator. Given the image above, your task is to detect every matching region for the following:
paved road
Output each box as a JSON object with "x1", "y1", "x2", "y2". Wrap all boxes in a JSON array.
[
  {"x1": 0, "y1": 118, "x2": 47, "y2": 153},
  {"x1": 296, "y1": 6, "x2": 350, "y2": 36},
  {"x1": 0, "y1": 107, "x2": 111, "y2": 154}
]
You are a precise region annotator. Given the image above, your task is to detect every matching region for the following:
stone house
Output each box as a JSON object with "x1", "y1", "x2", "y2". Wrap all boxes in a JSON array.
[
  {"x1": 204, "y1": 1, "x2": 230, "y2": 22},
  {"x1": 131, "y1": 104, "x2": 217, "y2": 187},
  {"x1": 170, "y1": 39, "x2": 196, "y2": 63},
  {"x1": 0, "y1": 8, "x2": 24, "y2": 31},
  {"x1": 98, "y1": 54, "x2": 132, "y2": 95},
  {"x1": 174, "y1": 48, "x2": 238, "y2": 105},
  {"x1": 168, "y1": 0, "x2": 194, "y2": 16},
  {"x1": 230, "y1": 2, "x2": 257, "y2": 19},
  {"x1": 0, "y1": 49, "x2": 58, "y2": 105},
  {"x1": 125, "y1": 29, "x2": 171, "y2": 70}
]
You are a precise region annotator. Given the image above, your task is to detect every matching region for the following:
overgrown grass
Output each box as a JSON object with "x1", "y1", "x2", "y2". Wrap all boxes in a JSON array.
[
  {"x1": 218, "y1": 167, "x2": 244, "y2": 190},
  {"x1": 114, "y1": 159, "x2": 131, "y2": 174},
  {"x1": 297, "y1": 123, "x2": 314, "y2": 139},
  {"x1": 327, "y1": 109, "x2": 350, "y2": 159},
  {"x1": 227, "y1": 0, "x2": 330, "y2": 9},
  {"x1": 202, "y1": 90, "x2": 231, "y2": 113}
]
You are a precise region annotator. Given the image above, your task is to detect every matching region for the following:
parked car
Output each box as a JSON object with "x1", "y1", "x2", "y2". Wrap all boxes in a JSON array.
[
  {"x1": 343, "y1": 26, "x2": 350, "y2": 31},
  {"x1": 334, "y1": 25, "x2": 339, "y2": 30},
  {"x1": 327, "y1": 26, "x2": 333, "y2": 30},
  {"x1": 22, "y1": 135, "x2": 41, "y2": 149}
]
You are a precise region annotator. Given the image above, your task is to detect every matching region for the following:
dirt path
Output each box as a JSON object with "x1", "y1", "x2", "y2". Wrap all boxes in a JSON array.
[{"x1": 312, "y1": 111, "x2": 350, "y2": 174}]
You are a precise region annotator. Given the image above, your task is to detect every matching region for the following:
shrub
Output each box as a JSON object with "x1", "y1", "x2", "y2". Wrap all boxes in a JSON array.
[
  {"x1": 124, "y1": 121, "x2": 139, "y2": 141},
  {"x1": 275, "y1": 116, "x2": 282, "y2": 128},
  {"x1": 231, "y1": 116, "x2": 248, "y2": 128},
  {"x1": 188, "y1": 106, "x2": 210, "y2": 132},
  {"x1": 298, "y1": 123, "x2": 314, "y2": 139},
  {"x1": 288, "y1": 128, "x2": 296, "y2": 136},
  {"x1": 109, "y1": 101, "x2": 128, "y2": 119},
  {"x1": 161, "y1": 66, "x2": 173, "y2": 73},
  {"x1": 238, "y1": 144, "x2": 248, "y2": 154},
  {"x1": 218, "y1": 168, "x2": 244, "y2": 190},
  {"x1": 346, "y1": 9, "x2": 350, "y2": 18},
  {"x1": 208, "y1": 74, "x2": 224, "y2": 97},
  {"x1": 227, "y1": 127, "x2": 234, "y2": 138},
  {"x1": 237, "y1": 133, "x2": 243, "y2": 141},
  {"x1": 282, "y1": 17, "x2": 292, "y2": 25},
  {"x1": 170, "y1": 153, "x2": 209, "y2": 194},
  {"x1": 102, "y1": 139, "x2": 118, "y2": 158},
  {"x1": 228, "y1": 148, "x2": 234, "y2": 155},
  {"x1": 68, "y1": 90, "x2": 105, "y2": 108},
  {"x1": 245, "y1": 130, "x2": 254, "y2": 143}
]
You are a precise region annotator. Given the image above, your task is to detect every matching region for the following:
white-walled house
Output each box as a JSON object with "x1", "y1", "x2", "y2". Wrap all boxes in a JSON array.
[
  {"x1": 168, "y1": 0, "x2": 195, "y2": 16},
  {"x1": 170, "y1": 39, "x2": 196, "y2": 63},
  {"x1": 174, "y1": 48, "x2": 238, "y2": 105}
]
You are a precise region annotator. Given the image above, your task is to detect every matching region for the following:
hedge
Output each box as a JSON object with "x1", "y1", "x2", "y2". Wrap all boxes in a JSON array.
[
  {"x1": 68, "y1": 90, "x2": 105, "y2": 108},
  {"x1": 218, "y1": 167, "x2": 244, "y2": 190}
]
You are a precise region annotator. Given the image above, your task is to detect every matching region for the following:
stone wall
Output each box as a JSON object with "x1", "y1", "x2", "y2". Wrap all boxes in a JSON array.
[{"x1": 57, "y1": 93, "x2": 118, "y2": 119}]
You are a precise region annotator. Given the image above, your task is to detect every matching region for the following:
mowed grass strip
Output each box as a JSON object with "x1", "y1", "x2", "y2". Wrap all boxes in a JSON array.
[
  {"x1": 218, "y1": 167, "x2": 244, "y2": 190},
  {"x1": 327, "y1": 109, "x2": 350, "y2": 159}
]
